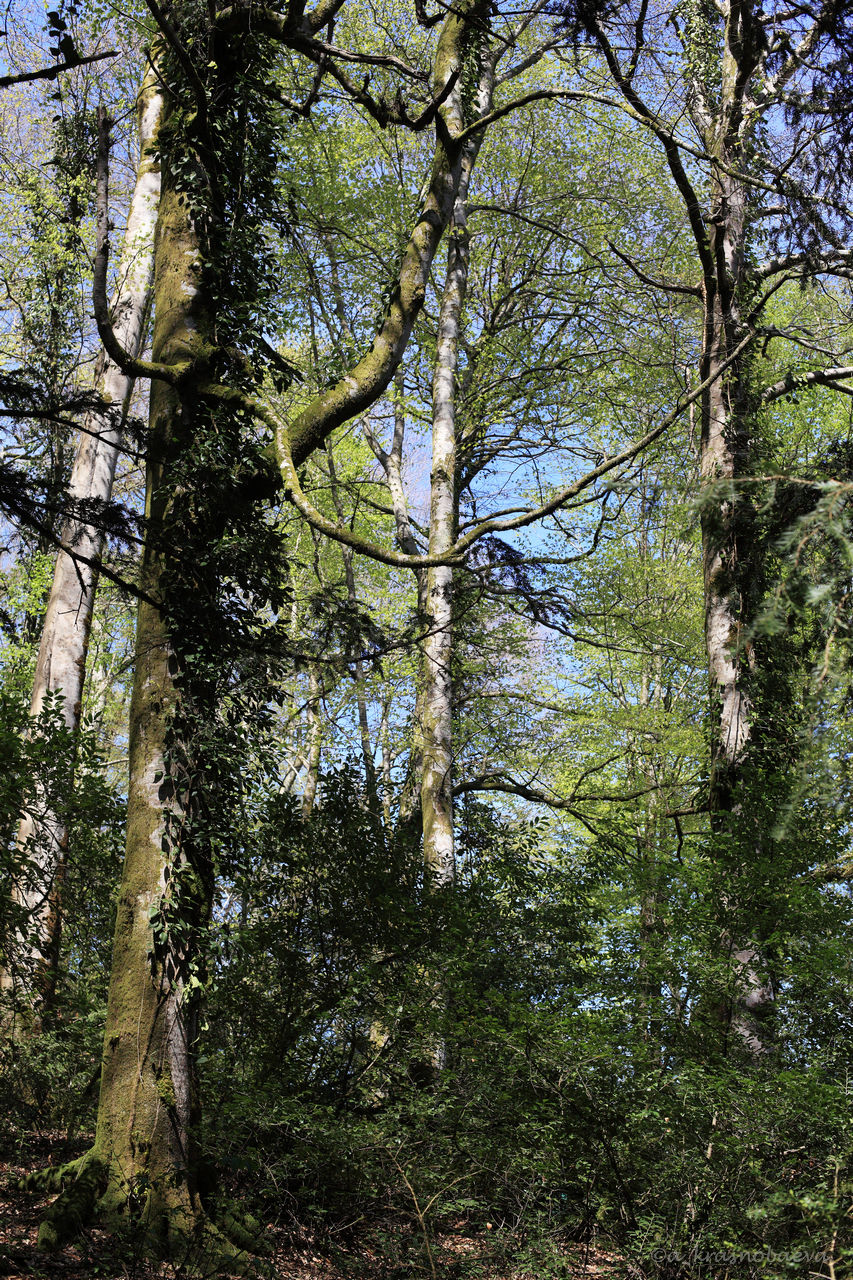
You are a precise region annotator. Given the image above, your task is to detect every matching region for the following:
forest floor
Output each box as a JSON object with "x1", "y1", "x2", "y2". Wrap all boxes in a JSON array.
[{"x1": 0, "y1": 1133, "x2": 625, "y2": 1280}]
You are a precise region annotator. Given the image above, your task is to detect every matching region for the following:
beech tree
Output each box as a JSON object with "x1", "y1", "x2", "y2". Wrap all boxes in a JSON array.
[
  {"x1": 1, "y1": 71, "x2": 162, "y2": 1023},
  {"x1": 32, "y1": 0, "x2": 497, "y2": 1258},
  {"x1": 2, "y1": 0, "x2": 853, "y2": 1275},
  {"x1": 564, "y1": 0, "x2": 853, "y2": 1052}
]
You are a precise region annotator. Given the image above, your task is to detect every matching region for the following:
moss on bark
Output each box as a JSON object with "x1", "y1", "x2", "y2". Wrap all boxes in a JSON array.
[
  {"x1": 26, "y1": 1146, "x2": 268, "y2": 1271},
  {"x1": 28, "y1": 49, "x2": 236, "y2": 1271}
]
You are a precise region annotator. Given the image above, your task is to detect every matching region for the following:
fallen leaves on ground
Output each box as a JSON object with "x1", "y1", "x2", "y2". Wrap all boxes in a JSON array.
[{"x1": 0, "y1": 1133, "x2": 625, "y2": 1279}]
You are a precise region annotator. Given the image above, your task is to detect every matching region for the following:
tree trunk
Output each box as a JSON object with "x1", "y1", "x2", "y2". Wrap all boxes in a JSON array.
[
  {"x1": 420, "y1": 209, "x2": 466, "y2": 889},
  {"x1": 36, "y1": 0, "x2": 488, "y2": 1254},
  {"x1": 326, "y1": 442, "x2": 384, "y2": 826},
  {"x1": 696, "y1": 2, "x2": 776, "y2": 1055},
  {"x1": 32, "y1": 70, "x2": 236, "y2": 1254},
  {"x1": 419, "y1": 66, "x2": 493, "y2": 883},
  {"x1": 586, "y1": 0, "x2": 787, "y2": 1060},
  {"x1": 81, "y1": 123, "x2": 212, "y2": 1247},
  {"x1": 302, "y1": 668, "x2": 323, "y2": 818},
  {"x1": 1, "y1": 74, "x2": 163, "y2": 1020},
  {"x1": 417, "y1": 62, "x2": 494, "y2": 1074},
  {"x1": 367, "y1": 376, "x2": 428, "y2": 832},
  {"x1": 702, "y1": 171, "x2": 752, "y2": 810},
  {"x1": 380, "y1": 694, "x2": 393, "y2": 829}
]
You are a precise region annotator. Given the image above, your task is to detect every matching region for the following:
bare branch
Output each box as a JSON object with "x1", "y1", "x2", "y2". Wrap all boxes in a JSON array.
[
  {"x1": 0, "y1": 50, "x2": 117, "y2": 89},
  {"x1": 762, "y1": 366, "x2": 853, "y2": 403},
  {"x1": 605, "y1": 238, "x2": 702, "y2": 298}
]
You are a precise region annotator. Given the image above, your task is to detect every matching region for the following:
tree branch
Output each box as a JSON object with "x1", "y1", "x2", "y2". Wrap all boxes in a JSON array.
[
  {"x1": 281, "y1": 0, "x2": 491, "y2": 467},
  {"x1": 762, "y1": 366, "x2": 853, "y2": 403},
  {"x1": 93, "y1": 107, "x2": 191, "y2": 387},
  {"x1": 0, "y1": 50, "x2": 117, "y2": 89},
  {"x1": 605, "y1": 238, "x2": 702, "y2": 298}
]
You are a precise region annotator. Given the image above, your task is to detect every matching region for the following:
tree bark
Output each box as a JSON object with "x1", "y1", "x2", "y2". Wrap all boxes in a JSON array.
[
  {"x1": 585, "y1": 0, "x2": 796, "y2": 1057},
  {"x1": 420, "y1": 62, "x2": 493, "y2": 885},
  {"x1": 416, "y1": 63, "x2": 494, "y2": 1078},
  {"x1": 37, "y1": 0, "x2": 490, "y2": 1256},
  {"x1": 33, "y1": 90, "x2": 234, "y2": 1246},
  {"x1": 326, "y1": 442, "x2": 384, "y2": 826},
  {"x1": 420, "y1": 205, "x2": 467, "y2": 889},
  {"x1": 1, "y1": 74, "x2": 163, "y2": 1020},
  {"x1": 302, "y1": 667, "x2": 323, "y2": 818},
  {"x1": 365, "y1": 376, "x2": 428, "y2": 832},
  {"x1": 695, "y1": 3, "x2": 776, "y2": 1055},
  {"x1": 701, "y1": 100, "x2": 754, "y2": 811},
  {"x1": 65, "y1": 104, "x2": 215, "y2": 1249}
]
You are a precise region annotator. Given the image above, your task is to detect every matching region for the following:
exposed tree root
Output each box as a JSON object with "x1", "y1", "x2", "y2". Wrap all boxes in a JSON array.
[
  {"x1": 21, "y1": 1149, "x2": 271, "y2": 1274},
  {"x1": 35, "y1": 1152, "x2": 108, "y2": 1251},
  {"x1": 20, "y1": 1153, "x2": 92, "y2": 1196},
  {"x1": 218, "y1": 1205, "x2": 272, "y2": 1257},
  {"x1": 145, "y1": 1204, "x2": 269, "y2": 1277}
]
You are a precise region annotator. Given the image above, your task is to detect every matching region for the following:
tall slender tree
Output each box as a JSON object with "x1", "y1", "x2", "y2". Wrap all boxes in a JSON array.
[
  {"x1": 35, "y1": 0, "x2": 491, "y2": 1256},
  {"x1": 569, "y1": 0, "x2": 853, "y2": 1052},
  {"x1": 1, "y1": 71, "x2": 162, "y2": 1022}
]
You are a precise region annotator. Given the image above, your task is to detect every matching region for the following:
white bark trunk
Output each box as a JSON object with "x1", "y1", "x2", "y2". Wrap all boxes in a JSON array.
[
  {"x1": 302, "y1": 668, "x2": 323, "y2": 818},
  {"x1": 702, "y1": 158, "x2": 752, "y2": 783},
  {"x1": 417, "y1": 61, "x2": 493, "y2": 1076},
  {"x1": 697, "y1": 3, "x2": 774, "y2": 1055},
  {"x1": 421, "y1": 249, "x2": 464, "y2": 884},
  {"x1": 365, "y1": 378, "x2": 428, "y2": 827},
  {"x1": 420, "y1": 106, "x2": 490, "y2": 883},
  {"x1": 2, "y1": 77, "x2": 163, "y2": 1009},
  {"x1": 380, "y1": 694, "x2": 392, "y2": 829}
]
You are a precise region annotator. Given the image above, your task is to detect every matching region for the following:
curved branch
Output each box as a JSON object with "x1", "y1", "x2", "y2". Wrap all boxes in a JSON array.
[
  {"x1": 305, "y1": 0, "x2": 348, "y2": 32},
  {"x1": 282, "y1": 0, "x2": 491, "y2": 467},
  {"x1": 605, "y1": 238, "x2": 702, "y2": 298},
  {"x1": 277, "y1": 427, "x2": 465, "y2": 568},
  {"x1": 216, "y1": 7, "x2": 425, "y2": 78},
  {"x1": 93, "y1": 107, "x2": 189, "y2": 386},
  {"x1": 448, "y1": 326, "x2": 757, "y2": 553},
  {"x1": 251, "y1": 322, "x2": 756, "y2": 572},
  {"x1": 755, "y1": 247, "x2": 853, "y2": 281},
  {"x1": 0, "y1": 50, "x2": 117, "y2": 89},
  {"x1": 453, "y1": 773, "x2": 675, "y2": 807},
  {"x1": 762, "y1": 366, "x2": 853, "y2": 403}
]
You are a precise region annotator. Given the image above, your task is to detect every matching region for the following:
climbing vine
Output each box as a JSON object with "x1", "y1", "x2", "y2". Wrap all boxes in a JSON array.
[{"x1": 144, "y1": 4, "x2": 300, "y2": 997}]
